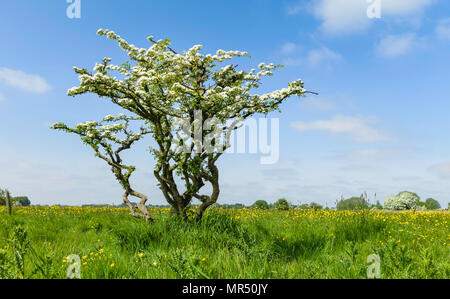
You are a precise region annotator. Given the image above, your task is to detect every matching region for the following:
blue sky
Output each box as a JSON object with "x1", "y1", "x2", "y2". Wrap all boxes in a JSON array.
[{"x1": 0, "y1": 0, "x2": 449, "y2": 207}]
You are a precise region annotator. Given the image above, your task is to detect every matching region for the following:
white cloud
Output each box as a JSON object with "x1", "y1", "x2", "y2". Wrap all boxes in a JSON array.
[
  {"x1": 0, "y1": 67, "x2": 51, "y2": 94},
  {"x1": 310, "y1": 0, "x2": 435, "y2": 35},
  {"x1": 286, "y1": 3, "x2": 304, "y2": 16},
  {"x1": 382, "y1": 0, "x2": 435, "y2": 15},
  {"x1": 282, "y1": 44, "x2": 342, "y2": 68},
  {"x1": 340, "y1": 149, "x2": 394, "y2": 161},
  {"x1": 290, "y1": 115, "x2": 391, "y2": 143},
  {"x1": 436, "y1": 18, "x2": 450, "y2": 40},
  {"x1": 313, "y1": 0, "x2": 370, "y2": 35},
  {"x1": 300, "y1": 97, "x2": 335, "y2": 111},
  {"x1": 306, "y1": 47, "x2": 342, "y2": 66},
  {"x1": 429, "y1": 161, "x2": 450, "y2": 178},
  {"x1": 376, "y1": 33, "x2": 417, "y2": 57},
  {"x1": 0, "y1": 93, "x2": 4, "y2": 102},
  {"x1": 281, "y1": 42, "x2": 299, "y2": 55},
  {"x1": 335, "y1": 147, "x2": 415, "y2": 161}
]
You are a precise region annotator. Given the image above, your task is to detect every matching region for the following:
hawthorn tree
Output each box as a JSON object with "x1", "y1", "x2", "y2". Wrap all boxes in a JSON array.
[{"x1": 53, "y1": 29, "x2": 314, "y2": 221}]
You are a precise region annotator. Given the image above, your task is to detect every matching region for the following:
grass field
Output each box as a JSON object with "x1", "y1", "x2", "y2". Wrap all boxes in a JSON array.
[{"x1": 0, "y1": 206, "x2": 448, "y2": 279}]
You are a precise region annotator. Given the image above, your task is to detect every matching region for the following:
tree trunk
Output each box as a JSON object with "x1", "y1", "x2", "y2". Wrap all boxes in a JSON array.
[
  {"x1": 195, "y1": 164, "x2": 220, "y2": 222},
  {"x1": 122, "y1": 190, "x2": 153, "y2": 223}
]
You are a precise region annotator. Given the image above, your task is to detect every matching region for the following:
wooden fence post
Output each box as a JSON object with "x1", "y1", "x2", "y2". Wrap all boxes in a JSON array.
[{"x1": 6, "y1": 190, "x2": 12, "y2": 215}]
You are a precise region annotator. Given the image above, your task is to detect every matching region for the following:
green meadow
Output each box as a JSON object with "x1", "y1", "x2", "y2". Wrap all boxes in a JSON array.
[{"x1": 0, "y1": 206, "x2": 448, "y2": 279}]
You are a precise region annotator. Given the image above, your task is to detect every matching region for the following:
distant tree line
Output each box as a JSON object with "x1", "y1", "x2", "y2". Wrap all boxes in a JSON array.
[
  {"x1": 247, "y1": 192, "x2": 445, "y2": 212},
  {"x1": 249, "y1": 199, "x2": 325, "y2": 211},
  {"x1": 0, "y1": 189, "x2": 31, "y2": 207},
  {"x1": 0, "y1": 187, "x2": 445, "y2": 211},
  {"x1": 336, "y1": 196, "x2": 382, "y2": 211}
]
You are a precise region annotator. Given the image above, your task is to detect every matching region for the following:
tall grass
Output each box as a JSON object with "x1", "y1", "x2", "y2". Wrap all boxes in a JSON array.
[{"x1": 0, "y1": 206, "x2": 448, "y2": 279}]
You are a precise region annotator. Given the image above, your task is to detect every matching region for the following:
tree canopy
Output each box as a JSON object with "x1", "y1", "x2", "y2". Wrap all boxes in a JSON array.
[
  {"x1": 425, "y1": 198, "x2": 441, "y2": 210},
  {"x1": 251, "y1": 200, "x2": 270, "y2": 210},
  {"x1": 336, "y1": 196, "x2": 370, "y2": 211},
  {"x1": 13, "y1": 196, "x2": 31, "y2": 207},
  {"x1": 384, "y1": 191, "x2": 420, "y2": 211},
  {"x1": 273, "y1": 198, "x2": 291, "y2": 210},
  {"x1": 308, "y1": 202, "x2": 323, "y2": 211}
]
